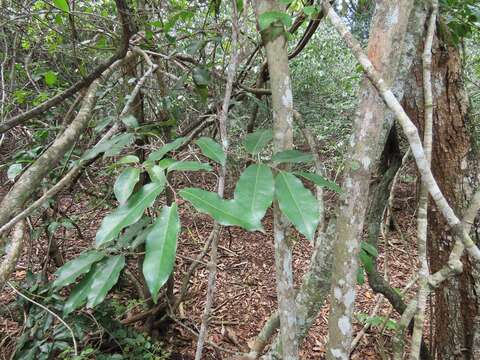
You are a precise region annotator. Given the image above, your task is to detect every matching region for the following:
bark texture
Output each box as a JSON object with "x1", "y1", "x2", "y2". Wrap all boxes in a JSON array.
[
  {"x1": 325, "y1": 1, "x2": 414, "y2": 358},
  {"x1": 403, "y1": 29, "x2": 480, "y2": 360},
  {"x1": 255, "y1": 0, "x2": 297, "y2": 357}
]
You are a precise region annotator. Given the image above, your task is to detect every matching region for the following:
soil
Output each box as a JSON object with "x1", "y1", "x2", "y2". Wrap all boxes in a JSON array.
[{"x1": 0, "y1": 151, "x2": 423, "y2": 359}]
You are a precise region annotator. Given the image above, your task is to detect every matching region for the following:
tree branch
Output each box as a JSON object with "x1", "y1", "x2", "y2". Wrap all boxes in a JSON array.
[
  {"x1": 321, "y1": 0, "x2": 480, "y2": 262},
  {"x1": 0, "y1": 0, "x2": 133, "y2": 133}
]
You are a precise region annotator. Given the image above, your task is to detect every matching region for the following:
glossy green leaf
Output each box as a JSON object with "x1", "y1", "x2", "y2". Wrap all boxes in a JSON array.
[
  {"x1": 117, "y1": 155, "x2": 140, "y2": 164},
  {"x1": 148, "y1": 137, "x2": 187, "y2": 161},
  {"x1": 63, "y1": 264, "x2": 97, "y2": 315},
  {"x1": 158, "y1": 158, "x2": 176, "y2": 169},
  {"x1": 179, "y1": 188, "x2": 260, "y2": 231},
  {"x1": 195, "y1": 137, "x2": 226, "y2": 166},
  {"x1": 234, "y1": 164, "x2": 274, "y2": 229},
  {"x1": 146, "y1": 165, "x2": 165, "y2": 183},
  {"x1": 295, "y1": 172, "x2": 342, "y2": 193},
  {"x1": 53, "y1": 0, "x2": 69, "y2": 12},
  {"x1": 244, "y1": 129, "x2": 273, "y2": 154},
  {"x1": 114, "y1": 167, "x2": 140, "y2": 205},
  {"x1": 275, "y1": 171, "x2": 319, "y2": 241},
  {"x1": 167, "y1": 161, "x2": 212, "y2": 172},
  {"x1": 95, "y1": 180, "x2": 165, "y2": 247},
  {"x1": 130, "y1": 224, "x2": 154, "y2": 249},
  {"x1": 53, "y1": 251, "x2": 105, "y2": 289},
  {"x1": 272, "y1": 150, "x2": 314, "y2": 164},
  {"x1": 116, "y1": 217, "x2": 151, "y2": 248},
  {"x1": 86, "y1": 255, "x2": 125, "y2": 308},
  {"x1": 143, "y1": 205, "x2": 180, "y2": 303}
]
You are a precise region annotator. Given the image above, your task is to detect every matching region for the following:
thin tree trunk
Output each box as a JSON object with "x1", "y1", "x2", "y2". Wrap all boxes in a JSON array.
[
  {"x1": 254, "y1": 3, "x2": 427, "y2": 358},
  {"x1": 410, "y1": 2, "x2": 437, "y2": 358},
  {"x1": 255, "y1": 1, "x2": 297, "y2": 358},
  {"x1": 194, "y1": 2, "x2": 239, "y2": 358},
  {"x1": 325, "y1": 1, "x2": 414, "y2": 358}
]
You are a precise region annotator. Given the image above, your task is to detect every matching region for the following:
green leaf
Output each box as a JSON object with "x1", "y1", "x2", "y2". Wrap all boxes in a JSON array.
[
  {"x1": 130, "y1": 224, "x2": 154, "y2": 249},
  {"x1": 295, "y1": 172, "x2": 342, "y2": 193},
  {"x1": 53, "y1": 251, "x2": 105, "y2": 289},
  {"x1": 7, "y1": 163, "x2": 22, "y2": 181},
  {"x1": 167, "y1": 161, "x2": 212, "y2": 172},
  {"x1": 145, "y1": 165, "x2": 165, "y2": 183},
  {"x1": 385, "y1": 319, "x2": 398, "y2": 331},
  {"x1": 192, "y1": 67, "x2": 211, "y2": 86},
  {"x1": 114, "y1": 167, "x2": 140, "y2": 205},
  {"x1": 44, "y1": 71, "x2": 57, "y2": 86},
  {"x1": 104, "y1": 134, "x2": 135, "y2": 157},
  {"x1": 121, "y1": 115, "x2": 138, "y2": 129},
  {"x1": 234, "y1": 164, "x2": 274, "y2": 229},
  {"x1": 236, "y1": 0, "x2": 244, "y2": 13},
  {"x1": 258, "y1": 11, "x2": 292, "y2": 31},
  {"x1": 83, "y1": 134, "x2": 135, "y2": 160},
  {"x1": 95, "y1": 180, "x2": 165, "y2": 247},
  {"x1": 357, "y1": 267, "x2": 365, "y2": 285},
  {"x1": 86, "y1": 255, "x2": 125, "y2": 308},
  {"x1": 361, "y1": 241, "x2": 378, "y2": 258},
  {"x1": 359, "y1": 250, "x2": 374, "y2": 273},
  {"x1": 366, "y1": 316, "x2": 384, "y2": 327},
  {"x1": 147, "y1": 137, "x2": 187, "y2": 161},
  {"x1": 272, "y1": 150, "x2": 314, "y2": 164},
  {"x1": 53, "y1": 0, "x2": 69, "y2": 12},
  {"x1": 116, "y1": 217, "x2": 151, "y2": 248},
  {"x1": 179, "y1": 188, "x2": 261, "y2": 231},
  {"x1": 143, "y1": 205, "x2": 180, "y2": 303},
  {"x1": 275, "y1": 171, "x2": 319, "y2": 241},
  {"x1": 117, "y1": 155, "x2": 140, "y2": 164},
  {"x1": 195, "y1": 137, "x2": 226, "y2": 166},
  {"x1": 158, "y1": 158, "x2": 177, "y2": 169},
  {"x1": 63, "y1": 264, "x2": 97, "y2": 315},
  {"x1": 245, "y1": 129, "x2": 273, "y2": 154},
  {"x1": 303, "y1": 5, "x2": 319, "y2": 16}
]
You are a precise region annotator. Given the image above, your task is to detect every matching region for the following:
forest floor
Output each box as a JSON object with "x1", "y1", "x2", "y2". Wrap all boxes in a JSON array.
[{"x1": 0, "y1": 139, "x2": 425, "y2": 359}]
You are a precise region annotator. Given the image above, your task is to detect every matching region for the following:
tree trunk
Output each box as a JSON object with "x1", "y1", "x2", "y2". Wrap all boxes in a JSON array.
[
  {"x1": 403, "y1": 28, "x2": 480, "y2": 360},
  {"x1": 325, "y1": 1, "x2": 414, "y2": 358}
]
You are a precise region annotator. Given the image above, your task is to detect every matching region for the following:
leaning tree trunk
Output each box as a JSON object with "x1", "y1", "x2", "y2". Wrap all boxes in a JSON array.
[{"x1": 403, "y1": 28, "x2": 480, "y2": 359}]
